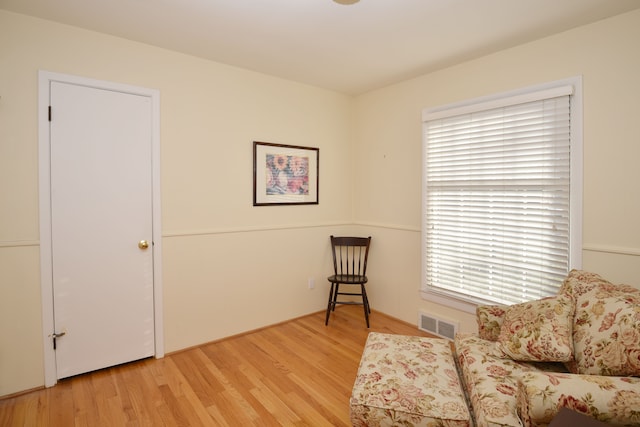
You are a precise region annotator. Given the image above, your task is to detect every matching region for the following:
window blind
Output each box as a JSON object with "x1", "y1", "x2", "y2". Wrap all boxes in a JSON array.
[{"x1": 423, "y1": 93, "x2": 572, "y2": 305}]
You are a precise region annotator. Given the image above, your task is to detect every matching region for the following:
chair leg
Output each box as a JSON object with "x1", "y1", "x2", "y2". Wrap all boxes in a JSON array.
[
  {"x1": 361, "y1": 284, "x2": 370, "y2": 328},
  {"x1": 331, "y1": 284, "x2": 339, "y2": 312},
  {"x1": 363, "y1": 288, "x2": 371, "y2": 314},
  {"x1": 362, "y1": 286, "x2": 371, "y2": 314},
  {"x1": 325, "y1": 283, "x2": 335, "y2": 325}
]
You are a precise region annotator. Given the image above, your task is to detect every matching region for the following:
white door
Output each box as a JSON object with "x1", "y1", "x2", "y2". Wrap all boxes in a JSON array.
[{"x1": 49, "y1": 81, "x2": 155, "y2": 379}]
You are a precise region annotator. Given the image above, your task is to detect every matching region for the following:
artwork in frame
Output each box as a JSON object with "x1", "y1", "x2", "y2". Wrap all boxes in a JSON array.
[{"x1": 253, "y1": 141, "x2": 319, "y2": 206}]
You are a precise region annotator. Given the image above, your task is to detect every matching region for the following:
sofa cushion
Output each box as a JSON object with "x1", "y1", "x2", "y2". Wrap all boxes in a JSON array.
[
  {"x1": 351, "y1": 333, "x2": 471, "y2": 426},
  {"x1": 496, "y1": 295, "x2": 575, "y2": 362},
  {"x1": 567, "y1": 277, "x2": 640, "y2": 376},
  {"x1": 476, "y1": 304, "x2": 507, "y2": 341},
  {"x1": 559, "y1": 269, "x2": 614, "y2": 298},
  {"x1": 455, "y1": 333, "x2": 567, "y2": 427}
]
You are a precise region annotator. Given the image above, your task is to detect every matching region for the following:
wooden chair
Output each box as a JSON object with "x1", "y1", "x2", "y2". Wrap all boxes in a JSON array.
[{"x1": 325, "y1": 236, "x2": 372, "y2": 328}]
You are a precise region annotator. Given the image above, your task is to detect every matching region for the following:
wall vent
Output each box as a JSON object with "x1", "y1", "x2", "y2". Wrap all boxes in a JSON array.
[{"x1": 418, "y1": 312, "x2": 459, "y2": 340}]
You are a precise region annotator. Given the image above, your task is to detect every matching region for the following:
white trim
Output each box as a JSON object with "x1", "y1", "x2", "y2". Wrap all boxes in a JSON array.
[
  {"x1": 569, "y1": 76, "x2": 584, "y2": 271},
  {"x1": 422, "y1": 79, "x2": 575, "y2": 121},
  {"x1": 0, "y1": 240, "x2": 39, "y2": 248},
  {"x1": 162, "y1": 221, "x2": 420, "y2": 239},
  {"x1": 583, "y1": 244, "x2": 640, "y2": 257},
  {"x1": 38, "y1": 71, "x2": 163, "y2": 387},
  {"x1": 352, "y1": 221, "x2": 420, "y2": 233},
  {"x1": 150, "y1": 86, "x2": 165, "y2": 360},
  {"x1": 420, "y1": 289, "x2": 478, "y2": 314},
  {"x1": 38, "y1": 71, "x2": 55, "y2": 385}
]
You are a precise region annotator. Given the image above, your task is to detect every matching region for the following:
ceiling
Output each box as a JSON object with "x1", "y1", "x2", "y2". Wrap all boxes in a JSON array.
[{"x1": 2, "y1": 0, "x2": 639, "y2": 95}]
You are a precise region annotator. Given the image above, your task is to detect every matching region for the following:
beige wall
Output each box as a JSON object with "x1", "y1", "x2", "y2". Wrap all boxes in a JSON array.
[
  {"x1": 352, "y1": 10, "x2": 640, "y2": 332},
  {"x1": 2, "y1": 8, "x2": 639, "y2": 397},
  {"x1": 0, "y1": 10, "x2": 353, "y2": 396}
]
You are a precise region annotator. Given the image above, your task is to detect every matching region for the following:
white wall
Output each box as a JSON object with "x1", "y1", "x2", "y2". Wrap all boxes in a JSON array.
[
  {"x1": 352, "y1": 10, "x2": 640, "y2": 332},
  {"x1": 0, "y1": 10, "x2": 353, "y2": 396}
]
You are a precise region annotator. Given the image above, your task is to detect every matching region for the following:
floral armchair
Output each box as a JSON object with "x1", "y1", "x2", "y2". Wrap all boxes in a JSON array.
[{"x1": 455, "y1": 270, "x2": 640, "y2": 427}]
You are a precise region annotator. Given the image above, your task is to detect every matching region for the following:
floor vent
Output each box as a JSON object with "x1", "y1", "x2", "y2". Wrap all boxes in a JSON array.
[{"x1": 418, "y1": 312, "x2": 458, "y2": 340}]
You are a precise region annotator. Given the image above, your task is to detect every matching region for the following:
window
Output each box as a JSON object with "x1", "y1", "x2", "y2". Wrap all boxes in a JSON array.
[{"x1": 421, "y1": 78, "x2": 582, "y2": 309}]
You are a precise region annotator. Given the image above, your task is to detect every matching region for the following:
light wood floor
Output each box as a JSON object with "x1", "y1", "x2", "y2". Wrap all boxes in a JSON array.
[{"x1": 1, "y1": 305, "x2": 434, "y2": 426}]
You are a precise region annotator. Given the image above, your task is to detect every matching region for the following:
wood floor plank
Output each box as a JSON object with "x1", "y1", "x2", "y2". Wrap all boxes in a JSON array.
[
  {"x1": 0, "y1": 306, "x2": 435, "y2": 426},
  {"x1": 48, "y1": 380, "x2": 74, "y2": 426}
]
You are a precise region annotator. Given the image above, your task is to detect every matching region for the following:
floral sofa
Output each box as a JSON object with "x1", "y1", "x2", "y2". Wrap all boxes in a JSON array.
[{"x1": 455, "y1": 270, "x2": 640, "y2": 426}]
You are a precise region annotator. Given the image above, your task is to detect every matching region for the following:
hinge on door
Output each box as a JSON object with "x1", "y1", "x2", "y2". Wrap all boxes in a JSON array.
[{"x1": 48, "y1": 106, "x2": 52, "y2": 122}]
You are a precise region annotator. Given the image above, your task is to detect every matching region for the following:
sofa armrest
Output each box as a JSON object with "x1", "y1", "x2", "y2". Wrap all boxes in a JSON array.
[{"x1": 517, "y1": 371, "x2": 640, "y2": 426}]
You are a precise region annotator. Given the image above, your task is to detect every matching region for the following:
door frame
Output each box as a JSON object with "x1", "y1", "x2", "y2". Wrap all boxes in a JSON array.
[{"x1": 38, "y1": 71, "x2": 164, "y2": 387}]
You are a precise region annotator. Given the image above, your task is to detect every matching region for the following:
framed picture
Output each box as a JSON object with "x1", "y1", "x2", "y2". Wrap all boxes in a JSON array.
[{"x1": 253, "y1": 141, "x2": 319, "y2": 206}]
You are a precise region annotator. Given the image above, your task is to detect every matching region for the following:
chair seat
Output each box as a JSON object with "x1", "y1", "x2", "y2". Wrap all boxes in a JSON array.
[{"x1": 327, "y1": 274, "x2": 368, "y2": 284}]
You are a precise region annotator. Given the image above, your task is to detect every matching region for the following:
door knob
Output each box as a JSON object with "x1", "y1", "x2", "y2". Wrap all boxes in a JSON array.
[{"x1": 138, "y1": 240, "x2": 149, "y2": 250}]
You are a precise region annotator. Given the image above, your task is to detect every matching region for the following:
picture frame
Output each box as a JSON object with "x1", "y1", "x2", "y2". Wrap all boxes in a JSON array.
[{"x1": 253, "y1": 141, "x2": 319, "y2": 206}]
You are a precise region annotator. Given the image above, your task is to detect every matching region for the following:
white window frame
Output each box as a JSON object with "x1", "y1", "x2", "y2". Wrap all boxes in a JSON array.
[{"x1": 420, "y1": 77, "x2": 583, "y2": 313}]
